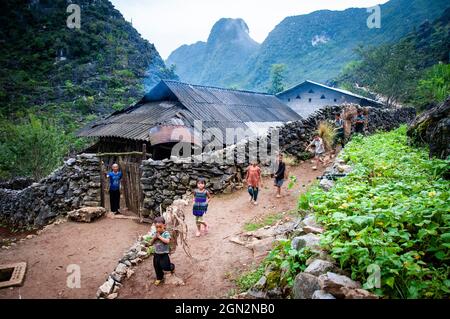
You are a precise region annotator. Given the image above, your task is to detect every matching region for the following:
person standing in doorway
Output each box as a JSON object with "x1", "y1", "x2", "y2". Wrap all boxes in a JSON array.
[{"x1": 106, "y1": 163, "x2": 122, "y2": 215}]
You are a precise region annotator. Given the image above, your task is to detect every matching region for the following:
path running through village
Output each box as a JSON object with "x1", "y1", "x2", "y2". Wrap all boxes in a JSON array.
[
  {"x1": 119, "y1": 161, "x2": 325, "y2": 299},
  {"x1": 0, "y1": 161, "x2": 324, "y2": 299}
]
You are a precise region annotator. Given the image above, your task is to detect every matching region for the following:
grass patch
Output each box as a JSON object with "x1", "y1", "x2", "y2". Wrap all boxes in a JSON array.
[
  {"x1": 244, "y1": 212, "x2": 295, "y2": 232},
  {"x1": 235, "y1": 265, "x2": 265, "y2": 292}
]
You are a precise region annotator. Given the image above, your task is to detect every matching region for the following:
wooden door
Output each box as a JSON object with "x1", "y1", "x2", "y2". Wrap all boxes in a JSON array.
[{"x1": 118, "y1": 159, "x2": 142, "y2": 218}]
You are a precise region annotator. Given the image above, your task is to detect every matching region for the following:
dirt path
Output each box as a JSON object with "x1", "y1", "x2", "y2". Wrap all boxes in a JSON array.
[
  {"x1": 119, "y1": 162, "x2": 325, "y2": 299},
  {"x1": 0, "y1": 161, "x2": 324, "y2": 299},
  {"x1": 0, "y1": 217, "x2": 148, "y2": 299}
]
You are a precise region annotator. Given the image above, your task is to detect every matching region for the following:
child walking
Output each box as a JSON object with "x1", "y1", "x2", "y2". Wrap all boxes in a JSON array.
[
  {"x1": 246, "y1": 160, "x2": 262, "y2": 205},
  {"x1": 306, "y1": 135, "x2": 326, "y2": 170},
  {"x1": 149, "y1": 216, "x2": 175, "y2": 286},
  {"x1": 193, "y1": 178, "x2": 211, "y2": 237},
  {"x1": 273, "y1": 153, "x2": 286, "y2": 198}
]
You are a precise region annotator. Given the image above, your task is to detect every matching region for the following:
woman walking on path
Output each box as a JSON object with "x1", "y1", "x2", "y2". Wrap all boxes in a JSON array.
[
  {"x1": 106, "y1": 163, "x2": 122, "y2": 214},
  {"x1": 246, "y1": 161, "x2": 262, "y2": 205},
  {"x1": 273, "y1": 154, "x2": 286, "y2": 198}
]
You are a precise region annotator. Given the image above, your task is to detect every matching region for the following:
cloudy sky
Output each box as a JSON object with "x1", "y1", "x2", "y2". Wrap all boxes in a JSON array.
[{"x1": 110, "y1": 0, "x2": 389, "y2": 59}]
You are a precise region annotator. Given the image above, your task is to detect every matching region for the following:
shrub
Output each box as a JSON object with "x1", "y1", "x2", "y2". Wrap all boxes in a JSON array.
[
  {"x1": 298, "y1": 126, "x2": 450, "y2": 298},
  {"x1": 317, "y1": 121, "x2": 336, "y2": 151}
]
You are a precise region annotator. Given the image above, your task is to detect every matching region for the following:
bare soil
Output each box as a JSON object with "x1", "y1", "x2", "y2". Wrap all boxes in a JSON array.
[
  {"x1": 0, "y1": 217, "x2": 148, "y2": 299},
  {"x1": 0, "y1": 161, "x2": 325, "y2": 299},
  {"x1": 119, "y1": 162, "x2": 325, "y2": 299}
]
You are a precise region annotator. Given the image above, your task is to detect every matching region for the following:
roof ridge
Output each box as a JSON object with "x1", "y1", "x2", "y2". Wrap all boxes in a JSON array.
[
  {"x1": 278, "y1": 80, "x2": 381, "y2": 104},
  {"x1": 162, "y1": 79, "x2": 273, "y2": 96}
]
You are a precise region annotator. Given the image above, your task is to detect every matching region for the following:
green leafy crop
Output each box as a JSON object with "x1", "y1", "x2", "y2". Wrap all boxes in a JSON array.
[{"x1": 298, "y1": 126, "x2": 449, "y2": 298}]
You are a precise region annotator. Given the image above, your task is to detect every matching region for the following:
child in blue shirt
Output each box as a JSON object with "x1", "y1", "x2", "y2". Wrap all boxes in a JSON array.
[{"x1": 106, "y1": 163, "x2": 122, "y2": 214}]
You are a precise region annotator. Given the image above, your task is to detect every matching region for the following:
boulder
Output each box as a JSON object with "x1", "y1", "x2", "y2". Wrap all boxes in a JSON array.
[
  {"x1": 301, "y1": 215, "x2": 320, "y2": 228},
  {"x1": 266, "y1": 288, "x2": 284, "y2": 299},
  {"x1": 311, "y1": 290, "x2": 336, "y2": 299},
  {"x1": 246, "y1": 237, "x2": 276, "y2": 258},
  {"x1": 341, "y1": 287, "x2": 379, "y2": 299},
  {"x1": 247, "y1": 288, "x2": 268, "y2": 299},
  {"x1": 303, "y1": 225, "x2": 324, "y2": 234},
  {"x1": 304, "y1": 259, "x2": 336, "y2": 276},
  {"x1": 408, "y1": 97, "x2": 449, "y2": 159},
  {"x1": 318, "y1": 272, "x2": 361, "y2": 298},
  {"x1": 97, "y1": 277, "x2": 115, "y2": 298},
  {"x1": 319, "y1": 178, "x2": 335, "y2": 191},
  {"x1": 292, "y1": 273, "x2": 321, "y2": 299},
  {"x1": 115, "y1": 263, "x2": 128, "y2": 275},
  {"x1": 68, "y1": 207, "x2": 106, "y2": 223},
  {"x1": 291, "y1": 233, "x2": 320, "y2": 251}
]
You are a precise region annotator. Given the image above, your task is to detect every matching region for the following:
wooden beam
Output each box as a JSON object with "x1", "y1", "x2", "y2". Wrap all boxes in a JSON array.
[{"x1": 96, "y1": 151, "x2": 151, "y2": 157}]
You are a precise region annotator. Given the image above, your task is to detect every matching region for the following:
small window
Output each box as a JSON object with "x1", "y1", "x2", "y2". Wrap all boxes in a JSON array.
[
  {"x1": 320, "y1": 94, "x2": 326, "y2": 99},
  {"x1": 296, "y1": 95, "x2": 301, "y2": 99},
  {"x1": 287, "y1": 98, "x2": 291, "y2": 102},
  {"x1": 308, "y1": 89, "x2": 314, "y2": 94},
  {"x1": 334, "y1": 98, "x2": 337, "y2": 102},
  {"x1": 308, "y1": 98, "x2": 312, "y2": 103}
]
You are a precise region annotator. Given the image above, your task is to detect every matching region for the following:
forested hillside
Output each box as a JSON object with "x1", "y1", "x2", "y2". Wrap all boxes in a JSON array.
[
  {"x1": 0, "y1": 0, "x2": 176, "y2": 180},
  {"x1": 168, "y1": 0, "x2": 449, "y2": 91},
  {"x1": 336, "y1": 8, "x2": 450, "y2": 109}
]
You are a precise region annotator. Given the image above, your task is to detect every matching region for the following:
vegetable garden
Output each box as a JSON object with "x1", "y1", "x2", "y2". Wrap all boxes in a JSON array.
[{"x1": 241, "y1": 126, "x2": 449, "y2": 299}]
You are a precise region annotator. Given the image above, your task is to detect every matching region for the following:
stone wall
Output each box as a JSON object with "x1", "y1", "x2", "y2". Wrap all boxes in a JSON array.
[
  {"x1": 408, "y1": 97, "x2": 449, "y2": 159},
  {"x1": 0, "y1": 154, "x2": 101, "y2": 228},
  {"x1": 141, "y1": 105, "x2": 416, "y2": 217},
  {"x1": 278, "y1": 105, "x2": 416, "y2": 156},
  {"x1": 0, "y1": 105, "x2": 416, "y2": 225}
]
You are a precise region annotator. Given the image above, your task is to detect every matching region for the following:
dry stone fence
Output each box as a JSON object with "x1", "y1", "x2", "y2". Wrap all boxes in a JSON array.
[
  {"x1": 0, "y1": 105, "x2": 415, "y2": 227},
  {"x1": 140, "y1": 105, "x2": 416, "y2": 217},
  {"x1": 0, "y1": 154, "x2": 101, "y2": 228}
]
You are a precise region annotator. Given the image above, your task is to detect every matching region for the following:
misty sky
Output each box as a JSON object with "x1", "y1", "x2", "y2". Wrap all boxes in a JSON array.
[{"x1": 110, "y1": 0, "x2": 389, "y2": 59}]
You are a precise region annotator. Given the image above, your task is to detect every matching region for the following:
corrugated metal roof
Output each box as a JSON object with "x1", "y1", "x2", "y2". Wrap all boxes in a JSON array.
[
  {"x1": 143, "y1": 80, "x2": 301, "y2": 123},
  {"x1": 277, "y1": 80, "x2": 383, "y2": 105},
  {"x1": 77, "y1": 80, "x2": 302, "y2": 144},
  {"x1": 77, "y1": 101, "x2": 188, "y2": 140}
]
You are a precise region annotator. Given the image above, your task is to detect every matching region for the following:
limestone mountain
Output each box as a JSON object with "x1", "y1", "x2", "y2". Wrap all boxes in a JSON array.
[
  {"x1": 167, "y1": 0, "x2": 449, "y2": 91},
  {"x1": 245, "y1": 0, "x2": 450, "y2": 90},
  {"x1": 166, "y1": 18, "x2": 259, "y2": 88},
  {"x1": 0, "y1": 0, "x2": 177, "y2": 121}
]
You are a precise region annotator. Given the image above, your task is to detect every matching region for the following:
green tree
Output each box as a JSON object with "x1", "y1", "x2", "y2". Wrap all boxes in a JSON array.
[
  {"x1": 268, "y1": 64, "x2": 286, "y2": 94},
  {"x1": 0, "y1": 115, "x2": 69, "y2": 180},
  {"x1": 346, "y1": 43, "x2": 418, "y2": 107},
  {"x1": 415, "y1": 63, "x2": 450, "y2": 106}
]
